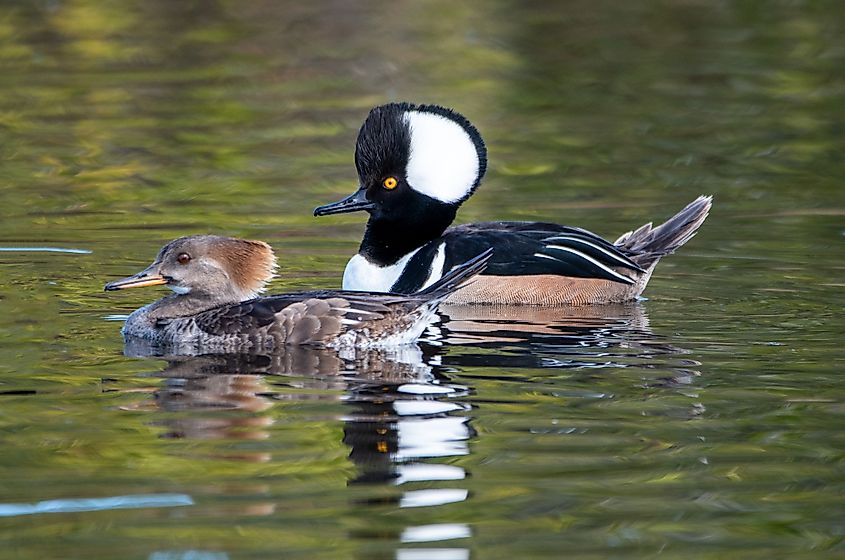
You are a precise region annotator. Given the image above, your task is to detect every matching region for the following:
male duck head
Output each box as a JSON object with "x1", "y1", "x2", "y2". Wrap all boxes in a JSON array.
[
  {"x1": 314, "y1": 103, "x2": 487, "y2": 235},
  {"x1": 104, "y1": 235, "x2": 277, "y2": 305}
]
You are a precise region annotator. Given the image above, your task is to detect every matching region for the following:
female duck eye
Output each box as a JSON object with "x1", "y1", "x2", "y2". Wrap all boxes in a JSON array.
[
  {"x1": 176, "y1": 253, "x2": 191, "y2": 265},
  {"x1": 382, "y1": 177, "x2": 398, "y2": 190}
]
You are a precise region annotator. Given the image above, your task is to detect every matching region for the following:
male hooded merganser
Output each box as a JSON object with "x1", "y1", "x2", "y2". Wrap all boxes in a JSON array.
[
  {"x1": 314, "y1": 102, "x2": 712, "y2": 305},
  {"x1": 104, "y1": 235, "x2": 490, "y2": 351}
]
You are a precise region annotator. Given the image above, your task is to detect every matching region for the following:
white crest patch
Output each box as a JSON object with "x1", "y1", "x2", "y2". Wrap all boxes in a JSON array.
[{"x1": 404, "y1": 111, "x2": 479, "y2": 204}]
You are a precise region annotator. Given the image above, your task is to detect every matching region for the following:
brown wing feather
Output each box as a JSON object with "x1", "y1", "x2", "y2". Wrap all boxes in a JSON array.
[
  {"x1": 192, "y1": 292, "x2": 414, "y2": 346},
  {"x1": 278, "y1": 299, "x2": 347, "y2": 345}
]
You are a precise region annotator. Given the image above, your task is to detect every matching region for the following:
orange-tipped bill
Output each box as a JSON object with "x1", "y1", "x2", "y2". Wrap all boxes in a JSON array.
[{"x1": 104, "y1": 271, "x2": 168, "y2": 291}]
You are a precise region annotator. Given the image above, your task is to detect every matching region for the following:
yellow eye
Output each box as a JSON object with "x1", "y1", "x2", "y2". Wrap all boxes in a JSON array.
[{"x1": 382, "y1": 177, "x2": 398, "y2": 190}]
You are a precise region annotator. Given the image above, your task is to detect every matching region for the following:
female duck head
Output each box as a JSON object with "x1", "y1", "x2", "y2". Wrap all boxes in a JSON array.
[{"x1": 104, "y1": 235, "x2": 277, "y2": 303}]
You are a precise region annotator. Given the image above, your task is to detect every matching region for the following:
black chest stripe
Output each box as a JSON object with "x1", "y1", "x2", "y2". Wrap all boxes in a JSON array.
[{"x1": 390, "y1": 244, "x2": 441, "y2": 293}]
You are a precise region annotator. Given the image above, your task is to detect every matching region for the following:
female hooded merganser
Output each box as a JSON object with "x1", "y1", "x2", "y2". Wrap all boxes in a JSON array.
[
  {"x1": 104, "y1": 235, "x2": 490, "y2": 352},
  {"x1": 314, "y1": 102, "x2": 712, "y2": 305}
]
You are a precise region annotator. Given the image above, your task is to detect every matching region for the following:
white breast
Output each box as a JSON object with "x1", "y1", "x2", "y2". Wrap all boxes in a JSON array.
[
  {"x1": 418, "y1": 242, "x2": 446, "y2": 290},
  {"x1": 342, "y1": 244, "x2": 446, "y2": 292}
]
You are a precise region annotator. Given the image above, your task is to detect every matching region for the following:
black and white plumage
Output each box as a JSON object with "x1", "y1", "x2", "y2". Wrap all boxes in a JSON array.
[
  {"x1": 104, "y1": 235, "x2": 491, "y2": 353},
  {"x1": 389, "y1": 221, "x2": 645, "y2": 293},
  {"x1": 314, "y1": 102, "x2": 712, "y2": 305}
]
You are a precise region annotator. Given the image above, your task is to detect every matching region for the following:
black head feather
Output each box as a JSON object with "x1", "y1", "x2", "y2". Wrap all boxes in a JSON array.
[{"x1": 355, "y1": 102, "x2": 488, "y2": 204}]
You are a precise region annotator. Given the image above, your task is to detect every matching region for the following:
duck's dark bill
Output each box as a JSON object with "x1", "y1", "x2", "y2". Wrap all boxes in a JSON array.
[
  {"x1": 313, "y1": 189, "x2": 374, "y2": 216},
  {"x1": 104, "y1": 273, "x2": 168, "y2": 291}
]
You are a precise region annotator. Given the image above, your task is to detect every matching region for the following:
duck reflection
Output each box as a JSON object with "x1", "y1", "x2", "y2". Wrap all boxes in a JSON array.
[
  {"x1": 438, "y1": 302, "x2": 652, "y2": 344},
  {"x1": 120, "y1": 302, "x2": 699, "y2": 499},
  {"x1": 121, "y1": 301, "x2": 699, "y2": 467},
  {"x1": 147, "y1": 357, "x2": 276, "y2": 443},
  {"x1": 114, "y1": 302, "x2": 702, "y2": 557},
  {"x1": 124, "y1": 341, "x2": 473, "y2": 492},
  {"x1": 340, "y1": 348, "x2": 473, "y2": 486},
  {"x1": 427, "y1": 302, "x2": 700, "y2": 388}
]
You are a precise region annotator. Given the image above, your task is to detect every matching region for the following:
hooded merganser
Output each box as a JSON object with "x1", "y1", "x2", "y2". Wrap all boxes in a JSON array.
[
  {"x1": 104, "y1": 235, "x2": 491, "y2": 352},
  {"x1": 314, "y1": 102, "x2": 712, "y2": 305}
]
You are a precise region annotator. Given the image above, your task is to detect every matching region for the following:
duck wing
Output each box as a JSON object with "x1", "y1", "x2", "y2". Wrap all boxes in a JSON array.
[
  {"x1": 391, "y1": 222, "x2": 643, "y2": 293},
  {"x1": 192, "y1": 291, "x2": 411, "y2": 345},
  {"x1": 191, "y1": 251, "x2": 492, "y2": 345}
]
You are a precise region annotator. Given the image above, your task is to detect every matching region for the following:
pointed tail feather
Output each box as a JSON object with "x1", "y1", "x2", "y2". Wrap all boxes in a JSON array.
[
  {"x1": 615, "y1": 195, "x2": 712, "y2": 269},
  {"x1": 416, "y1": 248, "x2": 493, "y2": 299}
]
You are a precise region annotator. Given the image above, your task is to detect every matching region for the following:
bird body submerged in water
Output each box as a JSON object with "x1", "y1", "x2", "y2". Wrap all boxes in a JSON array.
[
  {"x1": 314, "y1": 102, "x2": 712, "y2": 305},
  {"x1": 105, "y1": 235, "x2": 490, "y2": 352}
]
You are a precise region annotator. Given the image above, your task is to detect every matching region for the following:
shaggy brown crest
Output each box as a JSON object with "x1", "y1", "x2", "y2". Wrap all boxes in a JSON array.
[{"x1": 207, "y1": 238, "x2": 277, "y2": 296}]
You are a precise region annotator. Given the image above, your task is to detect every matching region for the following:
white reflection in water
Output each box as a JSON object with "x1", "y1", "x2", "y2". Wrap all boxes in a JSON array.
[
  {"x1": 397, "y1": 383, "x2": 460, "y2": 395},
  {"x1": 399, "y1": 489, "x2": 468, "y2": 508},
  {"x1": 396, "y1": 548, "x2": 469, "y2": 560},
  {"x1": 0, "y1": 247, "x2": 91, "y2": 254},
  {"x1": 149, "y1": 552, "x2": 229, "y2": 560},
  {"x1": 104, "y1": 314, "x2": 131, "y2": 321},
  {"x1": 401, "y1": 523, "x2": 472, "y2": 543},
  {"x1": 395, "y1": 464, "x2": 466, "y2": 485},
  {"x1": 396, "y1": 417, "x2": 471, "y2": 460},
  {"x1": 0, "y1": 493, "x2": 193, "y2": 517},
  {"x1": 393, "y1": 400, "x2": 467, "y2": 416}
]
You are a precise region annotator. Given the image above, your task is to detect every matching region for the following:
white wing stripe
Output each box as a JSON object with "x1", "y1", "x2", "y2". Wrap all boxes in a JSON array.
[
  {"x1": 544, "y1": 235, "x2": 641, "y2": 270},
  {"x1": 533, "y1": 247, "x2": 634, "y2": 284}
]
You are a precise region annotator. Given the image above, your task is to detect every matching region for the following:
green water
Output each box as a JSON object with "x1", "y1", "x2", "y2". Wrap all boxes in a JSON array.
[{"x1": 2, "y1": 1, "x2": 844, "y2": 558}]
